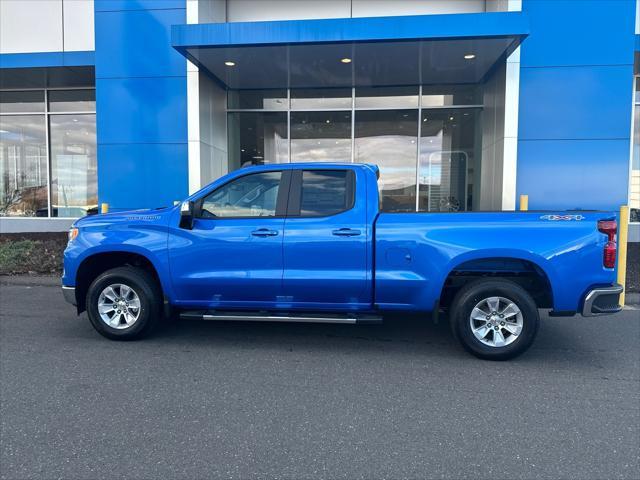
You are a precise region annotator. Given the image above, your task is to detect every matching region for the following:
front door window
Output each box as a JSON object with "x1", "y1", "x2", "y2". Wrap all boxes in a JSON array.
[{"x1": 200, "y1": 171, "x2": 282, "y2": 218}]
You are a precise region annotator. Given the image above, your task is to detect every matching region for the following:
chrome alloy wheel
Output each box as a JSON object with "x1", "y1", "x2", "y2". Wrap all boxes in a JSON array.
[
  {"x1": 469, "y1": 296, "x2": 523, "y2": 348},
  {"x1": 97, "y1": 283, "x2": 141, "y2": 329}
]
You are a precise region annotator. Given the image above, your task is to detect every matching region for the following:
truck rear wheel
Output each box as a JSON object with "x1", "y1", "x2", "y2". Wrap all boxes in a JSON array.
[
  {"x1": 449, "y1": 279, "x2": 539, "y2": 360},
  {"x1": 86, "y1": 266, "x2": 162, "y2": 340}
]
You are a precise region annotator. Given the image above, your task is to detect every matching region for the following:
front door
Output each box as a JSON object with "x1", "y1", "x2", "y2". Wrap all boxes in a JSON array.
[
  {"x1": 169, "y1": 170, "x2": 289, "y2": 309},
  {"x1": 282, "y1": 168, "x2": 371, "y2": 310}
]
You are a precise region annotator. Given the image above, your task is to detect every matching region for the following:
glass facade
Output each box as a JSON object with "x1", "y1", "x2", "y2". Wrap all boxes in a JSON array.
[
  {"x1": 0, "y1": 88, "x2": 97, "y2": 217},
  {"x1": 291, "y1": 111, "x2": 352, "y2": 163},
  {"x1": 631, "y1": 78, "x2": 640, "y2": 223},
  {"x1": 227, "y1": 85, "x2": 482, "y2": 212},
  {"x1": 355, "y1": 109, "x2": 418, "y2": 211}
]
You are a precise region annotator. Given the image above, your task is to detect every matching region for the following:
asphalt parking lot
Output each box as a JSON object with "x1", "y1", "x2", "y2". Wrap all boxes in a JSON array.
[{"x1": 1, "y1": 278, "x2": 639, "y2": 480}]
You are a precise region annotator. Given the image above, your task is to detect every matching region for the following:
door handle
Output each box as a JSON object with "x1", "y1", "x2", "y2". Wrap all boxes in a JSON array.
[
  {"x1": 251, "y1": 228, "x2": 279, "y2": 237},
  {"x1": 332, "y1": 228, "x2": 361, "y2": 237}
]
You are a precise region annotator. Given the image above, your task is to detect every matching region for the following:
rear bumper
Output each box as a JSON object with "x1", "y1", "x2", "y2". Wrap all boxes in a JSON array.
[
  {"x1": 581, "y1": 284, "x2": 623, "y2": 317},
  {"x1": 62, "y1": 286, "x2": 76, "y2": 306}
]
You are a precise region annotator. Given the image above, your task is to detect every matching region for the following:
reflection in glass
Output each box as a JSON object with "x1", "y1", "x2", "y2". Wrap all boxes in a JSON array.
[
  {"x1": 48, "y1": 89, "x2": 96, "y2": 112},
  {"x1": 355, "y1": 109, "x2": 418, "y2": 212},
  {"x1": 300, "y1": 170, "x2": 351, "y2": 216},
  {"x1": 290, "y1": 111, "x2": 351, "y2": 163},
  {"x1": 227, "y1": 89, "x2": 288, "y2": 110},
  {"x1": 421, "y1": 84, "x2": 481, "y2": 107},
  {"x1": 355, "y1": 86, "x2": 419, "y2": 109},
  {"x1": 0, "y1": 115, "x2": 48, "y2": 216},
  {"x1": 201, "y1": 171, "x2": 281, "y2": 218},
  {"x1": 291, "y1": 88, "x2": 352, "y2": 110},
  {"x1": 0, "y1": 91, "x2": 45, "y2": 113},
  {"x1": 418, "y1": 109, "x2": 479, "y2": 212},
  {"x1": 49, "y1": 114, "x2": 97, "y2": 217},
  {"x1": 631, "y1": 105, "x2": 640, "y2": 222},
  {"x1": 227, "y1": 112, "x2": 288, "y2": 169}
]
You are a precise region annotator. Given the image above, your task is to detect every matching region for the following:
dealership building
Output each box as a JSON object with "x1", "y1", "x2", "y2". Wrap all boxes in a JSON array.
[{"x1": 0, "y1": 0, "x2": 639, "y2": 240}]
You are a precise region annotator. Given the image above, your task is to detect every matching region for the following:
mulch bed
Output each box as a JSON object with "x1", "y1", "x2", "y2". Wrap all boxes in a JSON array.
[{"x1": 0, "y1": 232, "x2": 67, "y2": 275}]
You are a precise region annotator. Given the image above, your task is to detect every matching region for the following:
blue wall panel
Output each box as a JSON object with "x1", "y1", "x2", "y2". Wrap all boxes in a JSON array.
[
  {"x1": 517, "y1": 139, "x2": 631, "y2": 210},
  {"x1": 519, "y1": 65, "x2": 634, "y2": 141},
  {"x1": 95, "y1": 1, "x2": 188, "y2": 211},
  {"x1": 96, "y1": 77, "x2": 187, "y2": 144},
  {"x1": 95, "y1": 0, "x2": 185, "y2": 12},
  {"x1": 98, "y1": 144, "x2": 188, "y2": 209},
  {"x1": 0, "y1": 51, "x2": 94, "y2": 69},
  {"x1": 95, "y1": 8, "x2": 187, "y2": 78},
  {"x1": 519, "y1": 0, "x2": 635, "y2": 68},
  {"x1": 517, "y1": 0, "x2": 635, "y2": 211}
]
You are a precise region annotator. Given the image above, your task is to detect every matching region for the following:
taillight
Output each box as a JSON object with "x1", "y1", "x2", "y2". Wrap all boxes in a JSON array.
[{"x1": 598, "y1": 220, "x2": 617, "y2": 268}]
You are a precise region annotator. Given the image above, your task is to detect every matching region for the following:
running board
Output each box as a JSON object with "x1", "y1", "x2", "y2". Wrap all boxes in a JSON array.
[{"x1": 179, "y1": 310, "x2": 382, "y2": 325}]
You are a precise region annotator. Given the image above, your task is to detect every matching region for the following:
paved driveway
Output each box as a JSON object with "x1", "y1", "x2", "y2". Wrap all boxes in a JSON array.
[{"x1": 1, "y1": 279, "x2": 639, "y2": 479}]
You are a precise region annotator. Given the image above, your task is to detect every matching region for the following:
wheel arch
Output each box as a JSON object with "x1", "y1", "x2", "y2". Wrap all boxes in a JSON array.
[
  {"x1": 438, "y1": 254, "x2": 555, "y2": 310},
  {"x1": 74, "y1": 250, "x2": 166, "y2": 313}
]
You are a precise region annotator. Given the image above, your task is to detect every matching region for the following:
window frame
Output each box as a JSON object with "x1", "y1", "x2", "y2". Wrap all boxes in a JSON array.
[
  {"x1": 195, "y1": 169, "x2": 292, "y2": 220},
  {"x1": 286, "y1": 169, "x2": 356, "y2": 218}
]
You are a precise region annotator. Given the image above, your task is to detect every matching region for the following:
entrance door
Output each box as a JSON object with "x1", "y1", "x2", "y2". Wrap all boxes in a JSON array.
[
  {"x1": 282, "y1": 168, "x2": 371, "y2": 310},
  {"x1": 169, "y1": 170, "x2": 288, "y2": 309}
]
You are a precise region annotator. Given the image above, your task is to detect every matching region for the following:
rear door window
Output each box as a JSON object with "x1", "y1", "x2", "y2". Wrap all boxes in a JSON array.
[{"x1": 289, "y1": 170, "x2": 354, "y2": 217}]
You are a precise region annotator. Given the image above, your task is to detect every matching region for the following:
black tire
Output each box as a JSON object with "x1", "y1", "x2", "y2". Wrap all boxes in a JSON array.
[
  {"x1": 449, "y1": 279, "x2": 539, "y2": 360},
  {"x1": 86, "y1": 266, "x2": 162, "y2": 340}
]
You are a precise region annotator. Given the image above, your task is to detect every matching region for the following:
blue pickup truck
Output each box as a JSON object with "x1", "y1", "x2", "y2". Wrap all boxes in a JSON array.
[{"x1": 62, "y1": 163, "x2": 623, "y2": 360}]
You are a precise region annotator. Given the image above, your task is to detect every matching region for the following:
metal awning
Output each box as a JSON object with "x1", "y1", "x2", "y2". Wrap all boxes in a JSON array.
[{"x1": 172, "y1": 11, "x2": 529, "y2": 89}]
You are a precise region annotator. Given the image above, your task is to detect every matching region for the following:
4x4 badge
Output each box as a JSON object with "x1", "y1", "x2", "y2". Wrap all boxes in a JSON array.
[{"x1": 540, "y1": 214, "x2": 585, "y2": 221}]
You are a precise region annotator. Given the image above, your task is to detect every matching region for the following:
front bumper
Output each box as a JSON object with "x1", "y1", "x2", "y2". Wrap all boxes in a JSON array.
[
  {"x1": 581, "y1": 284, "x2": 623, "y2": 316},
  {"x1": 62, "y1": 286, "x2": 77, "y2": 306}
]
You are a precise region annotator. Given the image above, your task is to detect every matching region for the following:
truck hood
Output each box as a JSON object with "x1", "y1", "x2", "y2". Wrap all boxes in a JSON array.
[{"x1": 73, "y1": 207, "x2": 175, "y2": 229}]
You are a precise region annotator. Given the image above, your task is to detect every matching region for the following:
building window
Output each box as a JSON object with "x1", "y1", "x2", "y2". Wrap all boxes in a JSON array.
[
  {"x1": 227, "y1": 112, "x2": 288, "y2": 169},
  {"x1": 419, "y1": 109, "x2": 481, "y2": 212},
  {"x1": 0, "y1": 88, "x2": 97, "y2": 218},
  {"x1": 226, "y1": 85, "x2": 482, "y2": 212},
  {"x1": 291, "y1": 111, "x2": 351, "y2": 163},
  {"x1": 631, "y1": 78, "x2": 640, "y2": 223},
  {"x1": 355, "y1": 109, "x2": 418, "y2": 212},
  {"x1": 0, "y1": 115, "x2": 47, "y2": 216}
]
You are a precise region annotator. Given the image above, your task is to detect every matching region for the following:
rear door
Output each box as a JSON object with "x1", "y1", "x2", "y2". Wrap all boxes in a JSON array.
[{"x1": 282, "y1": 168, "x2": 371, "y2": 309}]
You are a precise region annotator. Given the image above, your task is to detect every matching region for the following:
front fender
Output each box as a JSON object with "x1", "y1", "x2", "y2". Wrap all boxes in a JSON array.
[{"x1": 63, "y1": 223, "x2": 174, "y2": 301}]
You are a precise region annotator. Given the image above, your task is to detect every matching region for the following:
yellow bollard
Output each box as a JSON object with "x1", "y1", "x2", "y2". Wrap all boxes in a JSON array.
[
  {"x1": 519, "y1": 194, "x2": 529, "y2": 211},
  {"x1": 100, "y1": 203, "x2": 109, "y2": 214},
  {"x1": 617, "y1": 205, "x2": 629, "y2": 306}
]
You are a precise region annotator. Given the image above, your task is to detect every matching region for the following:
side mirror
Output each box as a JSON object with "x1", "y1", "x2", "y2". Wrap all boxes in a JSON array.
[{"x1": 179, "y1": 201, "x2": 195, "y2": 229}]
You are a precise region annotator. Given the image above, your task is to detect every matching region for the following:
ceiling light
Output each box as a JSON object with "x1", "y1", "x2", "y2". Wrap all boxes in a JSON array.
[
  {"x1": 252, "y1": 155, "x2": 263, "y2": 159},
  {"x1": 224, "y1": 61, "x2": 236, "y2": 66},
  {"x1": 449, "y1": 116, "x2": 454, "y2": 121},
  {"x1": 464, "y1": 54, "x2": 476, "y2": 60},
  {"x1": 340, "y1": 58, "x2": 352, "y2": 64},
  {"x1": 325, "y1": 119, "x2": 331, "y2": 124}
]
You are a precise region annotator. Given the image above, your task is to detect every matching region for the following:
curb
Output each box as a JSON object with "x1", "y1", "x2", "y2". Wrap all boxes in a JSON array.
[
  {"x1": 626, "y1": 292, "x2": 640, "y2": 306},
  {"x1": 0, "y1": 275, "x2": 60, "y2": 287}
]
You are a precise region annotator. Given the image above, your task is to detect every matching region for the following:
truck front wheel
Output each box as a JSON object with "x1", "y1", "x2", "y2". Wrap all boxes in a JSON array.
[
  {"x1": 449, "y1": 279, "x2": 540, "y2": 360},
  {"x1": 86, "y1": 267, "x2": 162, "y2": 340}
]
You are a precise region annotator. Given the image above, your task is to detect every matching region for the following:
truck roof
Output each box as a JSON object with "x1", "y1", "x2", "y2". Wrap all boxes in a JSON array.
[{"x1": 240, "y1": 162, "x2": 380, "y2": 177}]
